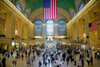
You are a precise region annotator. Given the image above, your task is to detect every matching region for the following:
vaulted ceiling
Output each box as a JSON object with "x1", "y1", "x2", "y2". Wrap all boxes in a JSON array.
[{"x1": 13, "y1": 0, "x2": 89, "y2": 16}]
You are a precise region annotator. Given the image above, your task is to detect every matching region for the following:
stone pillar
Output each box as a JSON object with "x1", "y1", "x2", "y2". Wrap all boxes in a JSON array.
[
  {"x1": 84, "y1": 13, "x2": 90, "y2": 45},
  {"x1": 11, "y1": 14, "x2": 16, "y2": 39},
  {"x1": 32, "y1": 24, "x2": 34, "y2": 37},
  {"x1": 21, "y1": 21, "x2": 24, "y2": 39},
  {"x1": 67, "y1": 22, "x2": 73, "y2": 39},
  {"x1": 76, "y1": 20, "x2": 79, "y2": 39},
  {"x1": 23, "y1": 23, "x2": 28, "y2": 39},
  {"x1": 78, "y1": 20, "x2": 84, "y2": 40},
  {"x1": 73, "y1": 22, "x2": 77, "y2": 40},
  {"x1": 28, "y1": 23, "x2": 32, "y2": 39},
  {"x1": 5, "y1": 13, "x2": 16, "y2": 48},
  {"x1": 5, "y1": 13, "x2": 16, "y2": 39},
  {"x1": 17, "y1": 19, "x2": 23, "y2": 39},
  {"x1": 30, "y1": 24, "x2": 34, "y2": 38},
  {"x1": 55, "y1": 23, "x2": 58, "y2": 38},
  {"x1": 42, "y1": 23, "x2": 46, "y2": 38}
]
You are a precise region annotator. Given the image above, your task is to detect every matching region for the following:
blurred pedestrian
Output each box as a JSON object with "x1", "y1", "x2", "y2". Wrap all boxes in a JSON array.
[
  {"x1": 2, "y1": 57, "x2": 6, "y2": 67},
  {"x1": 81, "y1": 58, "x2": 84, "y2": 67},
  {"x1": 0, "y1": 58, "x2": 1, "y2": 67},
  {"x1": 90, "y1": 55, "x2": 93, "y2": 65},
  {"x1": 31, "y1": 56, "x2": 33, "y2": 65}
]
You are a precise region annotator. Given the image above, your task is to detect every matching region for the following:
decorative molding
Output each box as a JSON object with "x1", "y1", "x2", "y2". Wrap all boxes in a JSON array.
[
  {"x1": 16, "y1": 0, "x2": 25, "y2": 13},
  {"x1": 29, "y1": 8, "x2": 71, "y2": 23}
]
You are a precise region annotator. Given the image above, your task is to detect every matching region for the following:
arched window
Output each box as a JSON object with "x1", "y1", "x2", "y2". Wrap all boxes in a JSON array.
[
  {"x1": 72, "y1": 12, "x2": 76, "y2": 17},
  {"x1": 16, "y1": 3, "x2": 22, "y2": 12},
  {"x1": 46, "y1": 20, "x2": 55, "y2": 36},
  {"x1": 34, "y1": 20, "x2": 42, "y2": 36},
  {"x1": 25, "y1": 12, "x2": 28, "y2": 18},
  {"x1": 78, "y1": 2, "x2": 84, "y2": 11},
  {"x1": 58, "y1": 20, "x2": 66, "y2": 36}
]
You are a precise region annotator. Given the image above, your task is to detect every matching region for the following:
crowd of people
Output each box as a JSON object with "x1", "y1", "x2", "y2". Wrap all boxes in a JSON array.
[{"x1": 0, "y1": 44, "x2": 100, "y2": 67}]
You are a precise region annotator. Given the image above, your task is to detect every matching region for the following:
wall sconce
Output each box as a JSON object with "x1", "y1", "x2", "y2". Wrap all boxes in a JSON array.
[
  {"x1": 15, "y1": 30, "x2": 18, "y2": 34},
  {"x1": 83, "y1": 33, "x2": 86, "y2": 38}
]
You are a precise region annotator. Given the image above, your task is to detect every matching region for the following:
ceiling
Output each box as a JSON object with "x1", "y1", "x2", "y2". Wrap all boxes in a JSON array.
[{"x1": 13, "y1": 0, "x2": 88, "y2": 17}]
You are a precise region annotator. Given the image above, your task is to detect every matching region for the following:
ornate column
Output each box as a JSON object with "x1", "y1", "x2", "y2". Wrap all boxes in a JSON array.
[
  {"x1": 5, "y1": 13, "x2": 16, "y2": 39},
  {"x1": 76, "y1": 20, "x2": 80, "y2": 39},
  {"x1": 55, "y1": 23, "x2": 58, "y2": 38},
  {"x1": 42, "y1": 23, "x2": 46, "y2": 38}
]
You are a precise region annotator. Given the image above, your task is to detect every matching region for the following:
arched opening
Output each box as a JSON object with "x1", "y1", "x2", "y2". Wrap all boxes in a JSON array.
[
  {"x1": 34, "y1": 20, "x2": 42, "y2": 36},
  {"x1": 46, "y1": 20, "x2": 55, "y2": 36},
  {"x1": 58, "y1": 20, "x2": 66, "y2": 36}
]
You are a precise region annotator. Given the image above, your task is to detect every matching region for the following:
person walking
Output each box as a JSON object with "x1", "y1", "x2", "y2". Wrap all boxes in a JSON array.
[
  {"x1": 86, "y1": 56, "x2": 90, "y2": 66},
  {"x1": 77, "y1": 62, "x2": 80, "y2": 67},
  {"x1": 66, "y1": 56, "x2": 69, "y2": 66},
  {"x1": 62, "y1": 53, "x2": 66, "y2": 61},
  {"x1": 26, "y1": 57, "x2": 30, "y2": 67},
  {"x1": 81, "y1": 58, "x2": 84, "y2": 67},
  {"x1": 21, "y1": 54, "x2": 24, "y2": 60},
  {"x1": 97, "y1": 51, "x2": 100, "y2": 60},
  {"x1": 90, "y1": 55, "x2": 93, "y2": 65},
  {"x1": 0, "y1": 58, "x2": 1, "y2": 67},
  {"x1": 31, "y1": 56, "x2": 33, "y2": 65},
  {"x1": 33, "y1": 55, "x2": 36, "y2": 61},
  {"x1": 11, "y1": 51, "x2": 13, "y2": 57},
  {"x1": 48, "y1": 56, "x2": 50, "y2": 64},
  {"x1": 2, "y1": 57, "x2": 6, "y2": 67},
  {"x1": 14, "y1": 57, "x2": 17, "y2": 66},
  {"x1": 74, "y1": 56, "x2": 77, "y2": 66},
  {"x1": 39, "y1": 60, "x2": 42, "y2": 67}
]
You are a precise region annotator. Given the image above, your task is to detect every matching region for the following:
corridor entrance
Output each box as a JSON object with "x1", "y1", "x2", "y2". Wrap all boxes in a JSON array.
[{"x1": 45, "y1": 37, "x2": 57, "y2": 51}]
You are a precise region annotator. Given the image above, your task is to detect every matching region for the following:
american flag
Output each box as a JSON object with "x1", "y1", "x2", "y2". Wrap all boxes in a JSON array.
[
  {"x1": 89, "y1": 21, "x2": 98, "y2": 32},
  {"x1": 43, "y1": 0, "x2": 57, "y2": 19}
]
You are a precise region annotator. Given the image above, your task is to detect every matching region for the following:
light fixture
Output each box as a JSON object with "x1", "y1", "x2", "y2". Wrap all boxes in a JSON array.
[
  {"x1": 83, "y1": 34, "x2": 86, "y2": 38},
  {"x1": 12, "y1": 42, "x2": 15, "y2": 46},
  {"x1": 82, "y1": 45, "x2": 86, "y2": 49},
  {"x1": 92, "y1": 46, "x2": 94, "y2": 49},
  {"x1": 22, "y1": 42, "x2": 24, "y2": 44},
  {"x1": 15, "y1": 30, "x2": 18, "y2": 34}
]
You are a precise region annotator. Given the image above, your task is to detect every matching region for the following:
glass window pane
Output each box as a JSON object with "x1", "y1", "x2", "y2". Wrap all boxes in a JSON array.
[
  {"x1": 34, "y1": 20, "x2": 42, "y2": 36},
  {"x1": 25, "y1": 12, "x2": 28, "y2": 18},
  {"x1": 16, "y1": 4, "x2": 22, "y2": 12},
  {"x1": 79, "y1": 2, "x2": 84, "y2": 11},
  {"x1": 58, "y1": 20, "x2": 66, "y2": 36},
  {"x1": 46, "y1": 20, "x2": 55, "y2": 36},
  {"x1": 72, "y1": 12, "x2": 76, "y2": 17}
]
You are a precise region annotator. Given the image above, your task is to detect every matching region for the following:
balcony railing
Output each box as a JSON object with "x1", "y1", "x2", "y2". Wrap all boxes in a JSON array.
[{"x1": 70, "y1": 40, "x2": 85, "y2": 44}]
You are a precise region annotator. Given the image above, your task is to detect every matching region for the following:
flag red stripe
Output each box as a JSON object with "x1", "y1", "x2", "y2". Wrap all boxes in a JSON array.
[
  {"x1": 50, "y1": 9, "x2": 51, "y2": 19},
  {"x1": 89, "y1": 21, "x2": 98, "y2": 32},
  {"x1": 43, "y1": 8, "x2": 44, "y2": 18},
  {"x1": 56, "y1": 0, "x2": 57, "y2": 18},
  {"x1": 47, "y1": 8, "x2": 48, "y2": 19},
  {"x1": 45, "y1": 8, "x2": 46, "y2": 19},
  {"x1": 52, "y1": 0, "x2": 53, "y2": 19},
  {"x1": 53, "y1": 0, "x2": 56, "y2": 19}
]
